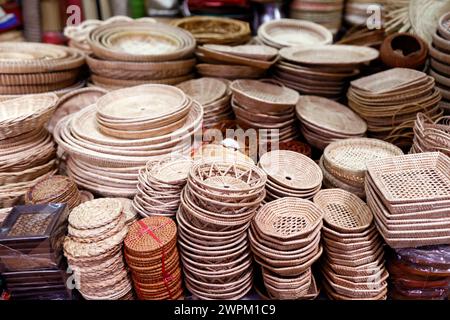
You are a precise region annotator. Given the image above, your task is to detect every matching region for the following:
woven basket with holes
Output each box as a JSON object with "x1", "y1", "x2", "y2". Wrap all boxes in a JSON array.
[{"x1": 313, "y1": 188, "x2": 388, "y2": 300}]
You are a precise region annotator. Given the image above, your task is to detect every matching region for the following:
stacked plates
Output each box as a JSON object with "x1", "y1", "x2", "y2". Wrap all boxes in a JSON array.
[
  {"x1": 345, "y1": 0, "x2": 387, "y2": 26},
  {"x1": 314, "y1": 189, "x2": 388, "y2": 300},
  {"x1": 295, "y1": 95, "x2": 367, "y2": 150},
  {"x1": 257, "y1": 19, "x2": 333, "y2": 49},
  {"x1": 86, "y1": 21, "x2": 196, "y2": 89},
  {"x1": 133, "y1": 156, "x2": 193, "y2": 218},
  {"x1": 54, "y1": 84, "x2": 203, "y2": 198},
  {"x1": 195, "y1": 45, "x2": 278, "y2": 80},
  {"x1": 95, "y1": 85, "x2": 192, "y2": 139},
  {"x1": 172, "y1": 16, "x2": 251, "y2": 45},
  {"x1": 347, "y1": 68, "x2": 443, "y2": 149},
  {"x1": 430, "y1": 16, "x2": 450, "y2": 114},
  {"x1": 0, "y1": 43, "x2": 84, "y2": 95},
  {"x1": 178, "y1": 160, "x2": 267, "y2": 300},
  {"x1": 124, "y1": 217, "x2": 183, "y2": 300},
  {"x1": 230, "y1": 79, "x2": 300, "y2": 145},
  {"x1": 0, "y1": 204, "x2": 71, "y2": 300},
  {"x1": 320, "y1": 138, "x2": 403, "y2": 198},
  {"x1": 410, "y1": 113, "x2": 450, "y2": 157},
  {"x1": 25, "y1": 175, "x2": 81, "y2": 211},
  {"x1": 387, "y1": 245, "x2": 450, "y2": 300},
  {"x1": 0, "y1": 94, "x2": 59, "y2": 207},
  {"x1": 258, "y1": 150, "x2": 322, "y2": 202},
  {"x1": 275, "y1": 45, "x2": 379, "y2": 100},
  {"x1": 249, "y1": 198, "x2": 323, "y2": 299},
  {"x1": 365, "y1": 152, "x2": 450, "y2": 248},
  {"x1": 177, "y1": 77, "x2": 233, "y2": 128},
  {"x1": 48, "y1": 87, "x2": 107, "y2": 133},
  {"x1": 290, "y1": 0, "x2": 345, "y2": 34},
  {"x1": 63, "y1": 198, "x2": 133, "y2": 300}
]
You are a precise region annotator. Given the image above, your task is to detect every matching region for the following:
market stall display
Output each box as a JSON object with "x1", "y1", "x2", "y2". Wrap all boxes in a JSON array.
[
  {"x1": 314, "y1": 189, "x2": 388, "y2": 300},
  {"x1": 258, "y1": 150, "x2": 322, "y2": 202},
  {"x1": 410, "y1": 113, "x2": 450, "y2": 156},
  {"x1": 250, "y1": 197, "x2": 323, "y2": 299},
  {"x1": 86, "y1": 21, "x2": 196, "y2": 89},
  {"x1": 177, "y1": 77, "x2": 233, "y2": 128},
  {"x1": 0, "y1": 204, "x2": 71, "y2": 300},
  {"x1": 124, "y1": 216, "x2": 183, "y2": 300},
  {"x1": 133, "y1": 156, "x2": 193, "y2": 218},
  {"x1": 347, "y1": 68, "x2": 443, "y2": 149},
  {"x1": 178, "y1": 160, "x2": 266, "y2": 299},
  {"x1": 53, "y1": 84, "x2": 203, "y2": 198},
  {"x1": 320, "y1": 138, "x2": 403, "y2": 198},
  {"x1": 365, "y1": 152, "x2": 450, "y2": 248},
  {"x1": 63, "y1": 198, "x2": 133, "y2": 300},
  {"x1": 295, "y1": 95, "x2": 367, "y2": 150},
  {"x1": 275, "y1": 45, "x2": 378, "y2": 100},
  {"x1": 0, "y1": 94, "x2": 59, "y2": 207}
]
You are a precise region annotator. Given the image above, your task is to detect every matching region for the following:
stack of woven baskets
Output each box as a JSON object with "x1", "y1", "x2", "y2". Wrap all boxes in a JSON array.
[
  {"x1": 0, "y1": 43, "x2": 85, "y2": 97},
  {"x1": 314, "y1": 189, "x2": 388, "y2": 300},
  {"x1": 410, "y1": 113, "x2": 450, "y2": 156},
  {"x1": 250, "y1": 198, "x2": 323, "y2": 299},
  {"x1": 295, "y1": 96, "x2": 367, "y2": 150},
  {"x1": 177, "y1": 77, "x2": 233, "y2": 128},
  {"x1": 177, "y1": 160, "x2": 267, "y2": 299},
  {"x1": 230, "y1": 80, "x2": 300, "y2": 146},
  {"x1": 172, "y1": 16, "x2": 251, "y2": 45},
  {"x1": 86, "y1": 21, "x2": 196, "y2": 89},
  {"x1": 274, "y1": 45, "x2": 378, "y2": 101},
  {"x1": 133, "y1": 156, "x2": 193, "y2": 218},
  {"x1": 0, "y1": 94, "x2": 59, "y2": 207},
  {"x1": 320, "y1": 138, "x2": 403, "y2": 198},
  {"x1": 54, "y1": 84, "x2": 203, "y2": 198},
  {"x1": 289, "y1": 0, "x2": 345, "y2": 34},
  {"x1": 430, "y1": 12, "x2": 450, "y2": 113},
  {"x1": 347, "y1": 68, "x2": 443, "y2": 149},
  {"x1": 195, "y1": 44, "x2": 278, "y2": 80},
  {"x1": 365, "y1": 152, "x2": 450, "y2": 248},
  {"x1": 258, "y1": 150, "x2": 322, "y2": 202},
  {"x1": 63, "y1": 198, "x2": 133, "y2": 300},
  {"x1": 124, "y1": 216, "x2": 183, "y2": 300},
  {"x1": 25, "y1": 175, "x2": 81, "y2": 210}
]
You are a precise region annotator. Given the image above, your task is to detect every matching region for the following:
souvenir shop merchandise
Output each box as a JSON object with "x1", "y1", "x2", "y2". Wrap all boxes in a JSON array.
[
  {"x1": 313, "y1": 189, "x2": 388, "y2": 300},
  {"x1": 258, "y1": 150, "x2": 322, "y2": 202},
  {"x1": 124, "y1": 216, "x2": 183, "y2": 300},
  {"x1": 250, "y1": 198, "x2": 323, "y2": 299},
  {"x1": 63, "y1": 198, "x2": 133, "y2": 300},
  {"x1": 0, "y1": 204, "x2": 71, "y2": 300},
  {"x1": 347, "y1": 68, "x2": 443, "y2": 149},
  {"x1": 133, "y1": 155, "x2": 194, "y2": 218},
  {"x1": 365, "y1": 152, "x2": 450, "y2": 249},
  {"x1": 295, "y1": 95, "x2": 367, "y2": 150},
  {"x1": 320, "y1": 138, "x2": 403, "y2": 198}
]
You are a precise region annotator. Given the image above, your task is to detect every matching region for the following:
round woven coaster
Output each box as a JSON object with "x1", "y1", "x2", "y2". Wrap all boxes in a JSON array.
[
  {"x1": 68, "y1": 198, "x2": 123, "y2": 230},
  {"x1": 68, "y1": 212, "x2": 124, "y2": 239},
  {"x1": 124, "y1": 216, "x2": 177, "y2": 257},
  {"x1": 65, "y1": 244, "x2": 123, "y2": 267},
  {"x1": 63, "y1": 227, "x2": 127, "y2": 258},
  {"x1": 80, "y1": 275, "x2": 133, "y2": 300},
  {"x1": 28, "y1": 175, "x2": 76, "y2": 201},
  {"x1": 70, "y1": 214, "x2": 127, "y2": 243}
]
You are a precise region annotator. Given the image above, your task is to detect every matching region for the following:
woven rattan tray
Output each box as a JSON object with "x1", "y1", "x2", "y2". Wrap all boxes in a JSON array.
[{"x1": 313, "y1": 189, "x2": 373, "y2": 233}]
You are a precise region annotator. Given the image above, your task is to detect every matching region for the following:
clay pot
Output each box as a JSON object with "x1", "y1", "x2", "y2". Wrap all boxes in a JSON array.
[{"x1": 380, "y1": 33, "x2": 428, "y2": 69}]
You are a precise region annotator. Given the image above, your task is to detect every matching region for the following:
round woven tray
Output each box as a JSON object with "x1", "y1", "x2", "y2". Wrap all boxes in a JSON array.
[
  {"x1": 254, "y1": 197, "x2": 324, "y2": 240},
  {"x1": 172, "y1": 16, "x2": 251, "y2": 45},
  {"x1": 259, "y1": 150, "x2": 322, "y2": 191},
  {"x1": 313, "y1": 188, "x2": 373, "y2": 233}
]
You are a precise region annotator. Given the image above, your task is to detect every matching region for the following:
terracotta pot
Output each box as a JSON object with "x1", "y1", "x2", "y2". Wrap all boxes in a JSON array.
[{"x1": 380, "y1": 33, "x2": 428, "y2": 69}]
